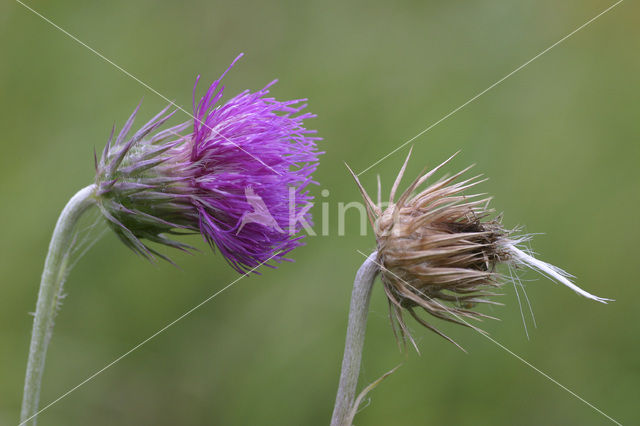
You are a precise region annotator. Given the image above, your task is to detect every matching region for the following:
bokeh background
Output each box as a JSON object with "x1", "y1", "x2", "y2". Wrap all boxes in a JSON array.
[{"x1": 1, "y1": 1, "x2": 638, "y2": 425}]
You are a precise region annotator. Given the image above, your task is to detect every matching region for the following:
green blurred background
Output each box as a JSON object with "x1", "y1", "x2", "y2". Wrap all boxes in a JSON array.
[{"x1": 1, "y1": 1, "x2": 638, "y2": 424}]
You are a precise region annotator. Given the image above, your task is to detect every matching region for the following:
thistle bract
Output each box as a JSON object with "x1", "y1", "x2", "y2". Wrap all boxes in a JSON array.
[
  {"x1": 350, "y1": 150, "x2": 609, "y2": 347},
  {"x1": 95, "y1": 55, "x2": 321, "y2": 273}
]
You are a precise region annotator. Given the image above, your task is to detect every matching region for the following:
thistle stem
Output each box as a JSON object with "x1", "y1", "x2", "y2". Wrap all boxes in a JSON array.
[
  {"x1": 20, "y1": 185, "x2": 97, "y2": 426},
  {"x1": 331, "y1": 251, "x2": 379, "y2": 426}
]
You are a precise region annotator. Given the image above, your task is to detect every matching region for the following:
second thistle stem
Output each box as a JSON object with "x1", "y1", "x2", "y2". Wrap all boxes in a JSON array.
[
  {"x1": 330, "y1": 251, "x2": 379, "y2": 426},
  {"x1": 20, "y1": 185, "x2": 96, "y2": 426}
]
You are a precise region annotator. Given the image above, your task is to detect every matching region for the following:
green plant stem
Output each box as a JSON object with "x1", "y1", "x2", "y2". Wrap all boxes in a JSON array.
[
  {"x1": 20, "y1": 185, "x2": 97, "y2": 426},
  {"x1": 330, "y1": 251, "x2": 379, "y2": 426}
]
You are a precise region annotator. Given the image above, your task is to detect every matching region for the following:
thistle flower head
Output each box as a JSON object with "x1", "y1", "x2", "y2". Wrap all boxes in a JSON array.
[
  {"x1": 95, "y1": 55, "x2": 321, "y2": 273},
  {"x1": 349, "y1": 149, "x2": 610, "y2": 348}
]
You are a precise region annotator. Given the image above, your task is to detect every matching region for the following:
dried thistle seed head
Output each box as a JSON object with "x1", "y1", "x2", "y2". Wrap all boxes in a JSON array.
[{"x1": 349, "y1": 149, "x2": 610, "y2": 349}]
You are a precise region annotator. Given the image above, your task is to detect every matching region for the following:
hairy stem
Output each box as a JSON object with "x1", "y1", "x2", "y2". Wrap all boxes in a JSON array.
[
  {"x1": 331, "y1": 251, "x2": 379, "y2": 426},
  {"x1": 20, "y1": 185, "x2": 97, "y2": 426}
]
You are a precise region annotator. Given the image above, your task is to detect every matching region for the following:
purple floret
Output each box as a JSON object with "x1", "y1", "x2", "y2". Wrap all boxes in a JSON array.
[{"x1": 96, "y1": 54, "x2": 321, "y2": 273}]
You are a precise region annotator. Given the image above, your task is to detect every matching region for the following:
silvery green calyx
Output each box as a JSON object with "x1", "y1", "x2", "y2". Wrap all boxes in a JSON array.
[{"x1": 95, "y1": 103, "x2": 195, "y2": 261}]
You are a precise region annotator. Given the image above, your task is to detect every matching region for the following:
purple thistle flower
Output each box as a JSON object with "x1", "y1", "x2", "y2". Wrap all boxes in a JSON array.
[{"x1": 95, "y1": 54, "x2": 321, "y2": 273}]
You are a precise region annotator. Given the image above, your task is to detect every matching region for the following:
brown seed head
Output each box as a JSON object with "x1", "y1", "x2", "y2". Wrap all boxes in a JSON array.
[
  {"x1": 349, "y1": 150, "x2": 515, "y2": 348},
  {"x1": 349, "y1": 149, "x2": 610, "y2": 350}
]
